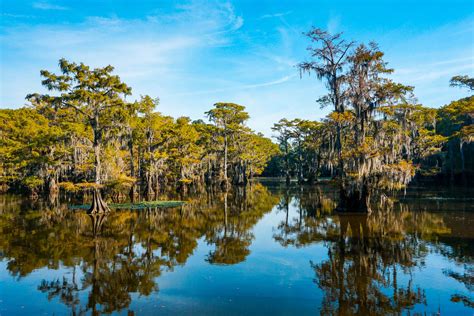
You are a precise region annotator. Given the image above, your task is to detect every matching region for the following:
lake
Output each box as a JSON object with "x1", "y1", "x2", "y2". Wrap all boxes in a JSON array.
[{"x1": 0, "y1": 182, "x2": 473, "y2": 315}]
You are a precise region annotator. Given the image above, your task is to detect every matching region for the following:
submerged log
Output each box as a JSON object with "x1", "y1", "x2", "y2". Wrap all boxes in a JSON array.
[{"x1": 87, "y1": 189, "x2": 110, "y2": 214}]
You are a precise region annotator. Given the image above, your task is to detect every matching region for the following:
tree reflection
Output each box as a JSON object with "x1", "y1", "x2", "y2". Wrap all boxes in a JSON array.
[
  {"x1": 206, "y1": 190, "x2": 252, "y2": 264},
  {"x1": 205, "y1": 185, "x2": 278, "y2": 264},
  {"x1": 0, "y1": 183, "x2": 278, "y2": 314},
  {"x1": 271, "y1": 187, "x2": 463, "y2": 315},
  {"x1": 273, "y1": 186, "x2": 337, "y2": 247},
  {"x1": 38, "y1": 272, "x2": 83, "y2": 315},
  {"x1": 1, "y1": 184, "x2": 471, "y2": 314},
  {"x1": 313, "y1": 213, "x2": 430, "y2": 315}
]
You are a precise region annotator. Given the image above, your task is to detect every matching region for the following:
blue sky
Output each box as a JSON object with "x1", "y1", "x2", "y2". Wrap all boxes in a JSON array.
[{"x1": 1, "y1": 0, "x2": 473, "y2": 136}]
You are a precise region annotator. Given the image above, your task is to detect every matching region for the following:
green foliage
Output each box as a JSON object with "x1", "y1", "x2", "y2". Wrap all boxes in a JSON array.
[
  {"x1": 206, "y1": 102, "x2": 250, "y2": 129},
  {"x1": 23, "y1": 176, "x2": 44, "y2": 191},
  {"x1": 450, "y1": 75, "x2": 474, "y2": 91},
  {"x1": 0, "y1": 56, "x2": 469, "y2": 198},
  {"x1": 437, "y1": 96, "x2": 474, "y2": 138},
  {"x1": 27, "y1": 59, "x2": 132, "y2": 186},
  {"x1": 270, "y1": 29, "x2": 463, "y2": 203},
  {"x1": 435, "y1": 95, "x2": 474, "y2": 175},
  {"x1": 0, "y1": 107, "x2": 69, "y2": 190},
  {"x1": 105, "y1": 175, "x2": 136, "y2": 191},
  {"x1": 58, "y1": 182, "x2": 79, "y2": 192},
  {"x1": 0, "y1": 61, "x2": 278, "y2": 195}
]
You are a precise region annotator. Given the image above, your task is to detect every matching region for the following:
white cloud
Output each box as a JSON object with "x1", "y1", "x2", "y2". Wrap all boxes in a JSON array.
[
  {"x1": 1, "y1": 13, "x2": 36, "y2": 18},
  {"x1": 326, "y1": 15, "x2": 341, "y2": 34},
  {"x1": 171, "y1": 75, "x2": 296, "y2": 96},
  {"x1": 1, "y1": 1, "x2": 245, "y2": 100},
  {"x1": 2, "y1": 1, "x2": 471, "y2": 134},
  {"x1": 260, "y1": 11, "x2": 292, "y2": 19},
  {"x1": 32, "y1": 1, "x2": 69, "y2": 10},
  {"x1": 396, "y1": 63, "x2": 473, "y2": 83}
]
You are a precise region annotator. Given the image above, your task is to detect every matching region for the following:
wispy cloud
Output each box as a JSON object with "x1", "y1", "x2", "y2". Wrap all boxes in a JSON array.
[
  {"x1": 1, "y1": 13, "x2": 36, "y2": 18},
  {"x1": 260, "y1": 11, "x2": 292, "y2": 19},
  {"x1": 2, "y1": 0, "x2": 472, "y2": 134},
  {"x1": 2, "y1": 2, "x2": 243, "y2": 72},
  {"x1": 326, "y1": 15, "x2": 341, "y2": 34},
  {"x1": 396, "y1": 63, "x2": 473, "y2": 84},
  {"x1": 172, "y1": 75, "x2": 296, "y2": 96},
  {"x1": 397, "y1": 55, "x2": 474, "y2": 81},
  {"x1": 32, "y1": 1, "x2": 69, "y2": 10},
  {"x1": 1, "y1": 1, "x2": 250, "y2": 113}
]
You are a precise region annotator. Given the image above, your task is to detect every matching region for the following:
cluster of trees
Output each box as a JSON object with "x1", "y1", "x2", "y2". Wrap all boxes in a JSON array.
[
  {"x1": 0, "y1": 29, "x2": 472, "y2": 214},
  {"x1": 0, "y1": 59, "x2": 278, "y2": 213},
  {"x1": 267, "y1": 28, "x2": 473, "y2": 211}
]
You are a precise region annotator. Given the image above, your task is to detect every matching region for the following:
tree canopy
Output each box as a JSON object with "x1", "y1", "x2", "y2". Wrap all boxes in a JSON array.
[
  {"x1": 0, "y1": 33, "x2": 472, "y2": 213},
  {"x1": 0, "y1": 62, "x2": 278, "y2": 200}
]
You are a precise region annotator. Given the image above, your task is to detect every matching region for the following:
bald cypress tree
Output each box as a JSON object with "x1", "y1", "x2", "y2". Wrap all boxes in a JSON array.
[
  {"x1": 298, "y1": 29, "x2": 445, "y2": 212},
  {"x1": 206, "y1": 103, "x2": 249, "y2": 188},
  {"x1": 28, "y1": 59, "x2": 131, "y2": 213}
]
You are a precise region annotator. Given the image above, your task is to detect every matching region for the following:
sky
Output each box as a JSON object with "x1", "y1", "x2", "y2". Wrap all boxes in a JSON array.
[{"x1": 1, "y1": 0, "x2": 473, "y2": 136}]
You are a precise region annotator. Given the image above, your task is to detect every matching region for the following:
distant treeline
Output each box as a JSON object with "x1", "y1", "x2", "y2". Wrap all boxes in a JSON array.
[
  {"x1": 0, "y1": 28, "x2": 472, "y2": 209},
  {"x1": 263, "y1": 95, "x2": 474, "y2": 183}
]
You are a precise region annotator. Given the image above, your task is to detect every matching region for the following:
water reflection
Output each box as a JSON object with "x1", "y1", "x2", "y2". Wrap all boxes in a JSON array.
[
  {"x1": 0, "y1": 184, "x2": 472, "y2": 314},
  {"x1": 0, "y1": 184, "x2": 278, "y2": 314},
  {"x1": 312, "y1": 212, "x2": 433, "y2": 315},
  {"x1": 269, "y1": 185, "x2": 472, "y2": 314},
  {"x1": 205, "y1": 187, "x2": 278, "y2": 264}
]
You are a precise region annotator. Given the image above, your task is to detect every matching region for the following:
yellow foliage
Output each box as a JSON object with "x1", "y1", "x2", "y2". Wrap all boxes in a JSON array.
[
  {"x1": 328, "y1": 111, "x2": 355, "y2": 124},
  {"x1": 58, "y1": 182, "x2": 79, "y2": 192},
  {"x1": 75, "y1": 182, "x2": 103, "y2": 190}
]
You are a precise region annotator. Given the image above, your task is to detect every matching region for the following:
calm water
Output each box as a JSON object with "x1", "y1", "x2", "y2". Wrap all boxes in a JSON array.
[{"x1": 0, "y1": 182, "x2": 473, "y2": 315}]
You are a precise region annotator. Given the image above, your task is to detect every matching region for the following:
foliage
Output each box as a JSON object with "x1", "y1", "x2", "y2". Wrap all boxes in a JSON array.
[
  {"x1": 0, "y1": 61, "x2": 277, "y2": 196},
  {"x1": 278, "y1": 28, "x2": 453, "y2": 210},
  {"x1": 450, "y1": 75, "x2": 474, "y2": 91},
  {"x1": 437, "y1": 96, "x2": 474, "y2": 138}
]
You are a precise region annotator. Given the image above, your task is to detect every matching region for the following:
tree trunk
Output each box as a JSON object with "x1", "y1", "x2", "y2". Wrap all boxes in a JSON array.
[
  {"x1": 224, "y1": 191, "x2": 228, "y2": 233},
  {"x1": 154, "y1": 173, "x2": 160, "y2": 199},
  {"x1": 298, "y1": 141, "x2": 304, "y2": 184},
  {"x1": 450, "y1": 141, "x2": 455, "y2": 182},
  {"x1": 93, "y1": 131, "x2": 101, "y2": 184},
  {"x1": 460, "y1": 140, "x2": 467, "y2": 184},
  {"x1": 88, "y1": 188, "x2": 110, "y2": 214},
  {"x1": 222, "y1": 133, "x2": 229, "y2": 188},
  {"x1": 335, "y1": 123, "x2": 344, "y2": 179},
  {"x1": 243, "y1": 161, "x2": 248, "y2": 185},
  {"x1": 128, "y1": 138, "x2": 136, "y2": 201},
  {"x1": 129, "y1": 184, "x2": 136, "y2": 202},
  {"x1": 205, "y1": 158, "x2": 212, "y2": 185},
  {"x1": 88, "y1": 116, "x2": 110, "y2": 214},
  {"x1": 146, "y1": 171, "x2": 154, "y2": 199},
  {"x1": 285, "y1": 141, "x2": 291, "y2": 185}
]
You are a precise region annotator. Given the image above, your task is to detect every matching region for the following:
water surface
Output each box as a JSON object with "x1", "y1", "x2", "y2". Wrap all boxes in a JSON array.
[{"x1": 0, "y1": 182, "x2": 473, "y2": 315}]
